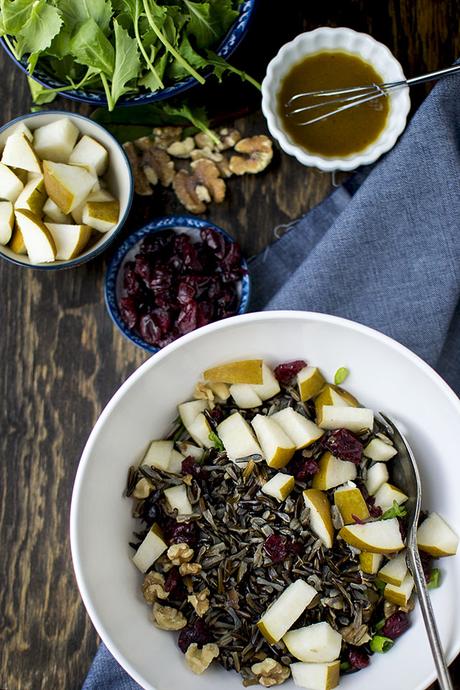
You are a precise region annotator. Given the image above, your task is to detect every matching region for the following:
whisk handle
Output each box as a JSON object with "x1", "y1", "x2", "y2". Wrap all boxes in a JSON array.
[{"x1": 405, "y1": 64, "x2": 460, "y2": 87}]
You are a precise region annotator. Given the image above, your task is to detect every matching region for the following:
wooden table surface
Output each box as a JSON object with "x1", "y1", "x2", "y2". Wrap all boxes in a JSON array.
[{"x1": 1, "y1": 2, "x2": 459, "y2": 689}]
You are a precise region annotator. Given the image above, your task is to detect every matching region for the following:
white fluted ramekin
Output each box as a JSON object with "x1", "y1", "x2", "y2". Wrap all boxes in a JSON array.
[{"x1": 261, "y1": 27, "x2": 411, "y2": 171}]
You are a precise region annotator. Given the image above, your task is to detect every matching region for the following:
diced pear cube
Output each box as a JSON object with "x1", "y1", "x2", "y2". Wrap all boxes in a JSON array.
[
  {"x1": 339, "y1": 518, "x2": 404, "y2": 554},
  {"x1": 69, "y1": 134, "x2": 109, "y2": 175},
  {"x1": 333, "y1": 484, "x2": 369, "y2": 524},
  {"x1": 14, "y1": 175, "x2": 46, "y2": 216},
  {"x1": 251, "y1": 363, "x2": 281, "y2": 400},
  {"x1": 384, "y1": 572, "x2": 415, "y2": 607},
  {"x1": 297, "y1": 366, "x2": 325, "y2": 401},
  {"x1": 417, "y1": 512, "x2": 459, "y2": 557},
  {"x1": 15, "y1": 209, "x2": 56, "y2": 263},
  {"x1": 0, "y1": 201, "x2": 14, "y2": 244},
  {"x1": 270, "y1": 408, "x2": 324, "y2": 449},
  {"x1": 82, "y1": 199, "x2": 120, "y2": 233},
  {"x1": 363, "y1": 437, "x2": 397, "y2": 462},
  {"x1": 164, "y1": 484, "x2": 193, "y2": 515},
  {"x1": 312, "y1": 451, "x2": 357, "y2": 490},
  {"x1": 43, "y1": 160, "x2": 97, "y2": 214},
  {"x1": 9, "y1": 225, "x2": 26, "y2": 254},
  {"x1": 187, "y1": 412, "x2": 213, "y2": 448},
  {"x1": 303, "y1": 489, "x2": 334, "y2": 548},
  {"x1": 373, "y1": 482, "x2": 408, "y2": 511},
  {"x1": 33, "y1": 117, "x2": 79, "y2": 163},
  {"x1": 257, "y1": 579, "x2": 318, "y2": 643},
  {"x1": 132, "y1": 523, "x2": 167, "y2": 572},
  {"x1": 0, "y1": 121, "x2": 33, "y2": 147},
  {"x1": 217, "y1": 412, "x2": 262, "y2": 461},
  {"x1": 142, "y1": 440, "x2": 174, "y2": 470},
  {"x1": 1, "y1": 132, "x2": 41, "y2": 173},
  {"x1": 230, "y1": 383, "x2": 263, "y2": 409},
  {"x1": 359, "y1": 552, "x2": 383, "y2": 574},
  {"x1": 378, "y1": 551, "x2": 408, "y2": 586},
  {"x1": 0, "y1": 162, "x2": 24, "y2": 202},
  {"x1": 251, "y1": 414, "x2": 296, "y2": 468},
  {"x1": 204, "y1": 359, "x2": 263, "y2": 384},
  {"x1": 365, "y1": 462, "x2": 389, "y2": 495},
  {"x1": 177, "y1": 441, "x2": 203, "y2": 461},
  {"x1": 261, "y1": 472, "x2": 295, "y2": 501},
  {"x1": 45, "y1": 223, "x2": 91, "y2": 260},
  {"x1": 168, "y1": 449, "x2": 184, "y2": 474},
  {"x1": 318, "y1": 405, "x2": 374, "y2": 432},
  {"x1": 178, "y1": 399, "x2": 208, "y2": 429},
  {"x1": 290, "y1": 661, "x2": 340, "y2": 690},
  {"x1": 283, "y1": 621, "x2": 342, "y2": 663}
]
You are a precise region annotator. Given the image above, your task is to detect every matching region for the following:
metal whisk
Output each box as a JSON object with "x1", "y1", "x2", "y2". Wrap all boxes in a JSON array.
[{"x1": 285, "y1": 64, "x2": 460, "y2": 126}]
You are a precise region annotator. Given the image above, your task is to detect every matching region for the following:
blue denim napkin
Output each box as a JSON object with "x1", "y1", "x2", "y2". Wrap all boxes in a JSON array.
[{"x1": 82, "y1": 68, "x2": 460, "y2": 689}]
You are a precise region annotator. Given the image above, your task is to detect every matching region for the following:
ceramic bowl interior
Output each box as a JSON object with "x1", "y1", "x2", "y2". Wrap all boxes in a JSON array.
[
  {"x1": 261, "y1": 27, "x2": 411, "y2": 171},
  {"x1": 71, "y1": 311, "x2": 460, "y2": 690},
  {"x1": 0, "y1": 111, "x2": 133, "y2": 270},
  {"x1": 0, "y1": 0, "x2": 256, "y2": 106},
  {"x1": 105, "y1": 215, "x2": 251, "y2": 353}
]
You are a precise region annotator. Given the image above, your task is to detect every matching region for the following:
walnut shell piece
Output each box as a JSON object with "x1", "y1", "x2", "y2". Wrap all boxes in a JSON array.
[
  {"x1": 173, "y1": 159, "x2": 226, "y2": 214},
  {"x1": 229, "y1": 135, "x2": 273, "y2": 175},
  {"x1": 152, "y1": 602, "x2": 187, "y2": 630},
  {"x1": 142, "y1": 571, "x2": 168, "y2": 603},
  {"x1": 167, "y1": 542, "x2": 194, "y2": 565},
  {"x1": 251, "y1": 658, "x2": 290, "y2": 687},
  {"x1": 185, "y1": 643, "x2": 219, "y2": 674}
]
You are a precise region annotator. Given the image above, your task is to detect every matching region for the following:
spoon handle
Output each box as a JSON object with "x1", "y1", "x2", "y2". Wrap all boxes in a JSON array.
[{"x1": 407, "y1": 545, "x2": 454, "y2": 690}]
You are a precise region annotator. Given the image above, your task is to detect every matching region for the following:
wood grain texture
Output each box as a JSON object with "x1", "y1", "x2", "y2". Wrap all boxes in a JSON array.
[{"x1": 0, "y1": 2, "x2": 459, "y2": 688}]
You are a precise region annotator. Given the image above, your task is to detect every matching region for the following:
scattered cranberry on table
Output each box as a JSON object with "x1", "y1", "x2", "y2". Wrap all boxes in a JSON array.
[{"x1": 118, "y1": 228, "x2": 245, "y2": 348}]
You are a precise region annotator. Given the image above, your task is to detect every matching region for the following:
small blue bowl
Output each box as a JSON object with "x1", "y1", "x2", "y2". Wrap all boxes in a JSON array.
[
  {"x1": 0, "y1": 0, "x2": 256, "y2": 107},
  {"x1": 105, "y1": 216, "x2": 251, "y2": 353}
]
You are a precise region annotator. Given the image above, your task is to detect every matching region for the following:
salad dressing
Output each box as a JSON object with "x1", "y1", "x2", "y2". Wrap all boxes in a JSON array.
[{"x1": 277, "y1": 51, "x2": 389, "y2": 157}]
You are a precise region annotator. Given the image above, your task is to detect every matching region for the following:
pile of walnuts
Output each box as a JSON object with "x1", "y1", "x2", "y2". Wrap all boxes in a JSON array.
[{"x1": 123, "y1": 126, "x2": 273, "y2": 214}]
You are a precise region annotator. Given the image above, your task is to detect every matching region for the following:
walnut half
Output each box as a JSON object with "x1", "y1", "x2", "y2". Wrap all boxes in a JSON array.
[
  {"x1": 142, "y1": 571, "x2": 168, "y2": 603},
  {"x1": 185, "y1": 643, "x2": 219, "y2": 674},
  {"x1": 167, "y1": 542, "x2": 194, "y2": 565},
  {"x1": 251, "y1": 658, "x2": 290, "y2": 687},
  {"x1": 152, "y1": 603, "x2": 187, "y2": 630},
  {"x1": 173, "y1": 159, "x2": 226, "y2": 214},
  {"x1": 229, "y1": 135, "x2": 273, "y2": 175},
  {"x1": 187, "y1": 587, "x2": 210, "y2": 617}
]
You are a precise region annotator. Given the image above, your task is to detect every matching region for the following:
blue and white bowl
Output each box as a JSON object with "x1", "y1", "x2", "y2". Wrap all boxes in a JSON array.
[
  {"x1": 105, "y1": 215, "x2": 251, "y2": 353},
  {"x1": 0, "y1": 0, "x2": 256, "y2": 106},
  {"x1": 0, "y1": 111, "x2": 133, "y2": 270}
]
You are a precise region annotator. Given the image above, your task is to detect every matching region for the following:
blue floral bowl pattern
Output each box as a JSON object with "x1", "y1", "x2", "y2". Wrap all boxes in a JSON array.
[
  {"x1": 105, "y1": 215, "x2": 251, "y2": 354},
  {"x1": 0, "y1": 0, "x2": 256, "y2": 106}
]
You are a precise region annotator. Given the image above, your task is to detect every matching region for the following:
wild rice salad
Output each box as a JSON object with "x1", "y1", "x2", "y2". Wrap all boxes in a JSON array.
[{"x1": 126, "y1": 359, "x2": 458, "y2": 689}]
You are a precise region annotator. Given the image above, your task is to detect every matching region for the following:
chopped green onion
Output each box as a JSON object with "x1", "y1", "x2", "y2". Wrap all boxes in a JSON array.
[
  {"x1": 382, "y1": 500, "x2": 407, "y2": 520},
  {"x1": 370, "y1": 635, "x2": 394, "y2": 653},
  {"x1": 209, "y1": 431, "x2": 224, "y2": 451},
  {"x1": 427, "y1": 568, "x2": 441, "y2": 589},
  {"x1": 374, "y1": 578, "x2": 386, "y2": 591},
  {"x1": 340, "y1": 661, "x2": 351, "y2": 671},
  {"x1": 334, "y1": 367, "x2": 349, "y2": 385}
]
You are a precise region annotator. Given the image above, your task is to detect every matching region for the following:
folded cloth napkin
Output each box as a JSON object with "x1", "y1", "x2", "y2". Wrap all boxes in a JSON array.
[{"x1": 82, "y1": 67, "x2": 460, "y2": 689}]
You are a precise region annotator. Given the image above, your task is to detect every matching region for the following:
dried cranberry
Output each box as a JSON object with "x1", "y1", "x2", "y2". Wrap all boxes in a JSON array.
[
  {"x1": 382, "y1": 611, "x2": 410, "y2": 639},
  {"x1": 322, "y1": 429, "x2": 363, "y2": 464},
  {"x1": 398, "y1": 516, "x2": 407, "y2": 541},
  {"x1": 264, "y1": 534, "x2": 300, "y2": 563},
  {"x1": 351, "y1": 514, "x2": 365, "y2": 524},
  {"x1": 164, "y1": 567, "x2": 186, "y2": 600},
  {"x1": 200, "y1": 227, "x2": 227, "y2": 259},
  {"x1": 163, "y1": 520, "x2": 199, "y2": 547},
  {"x1": 177, "y1": 281, "x2": 196, "y2": 305},
  {"x1": 221, "y1": 242, "x2": 242, "y2": 271},
  {"x1": 154, "y1": 289, "x2": 172, "y2": 308},
  {"x1": 178, "y1": 619, "x2": 212, "y2": 653},
  {"x1": 274, "y1": 360, "x2": 307, "y2": 385},
  {"x1": 175, "y1": 234, "x2": 202, "y2": 271},
  {"x1": 176, "y1": 303, "x2": 197, "y2": 335},
  {"x1": 151, "y1": 308, "x2": 171, "y2": 335},
  {"x1": 139, "y1": 313, "x2": 161, "y2": 345},
  {"x1": 134, "y1": 254, "x2": 153, "y2": 285},
  {"x1": 290, "y1": 457, "x2": 319, "y2": 481},
  {"x1": 181, "y1": 456, "x2": 207, "y2": 479},
  {"x1": 366, "y1": 495, "x2": 383, "y2": 518},
  {"x1": 348, "y1": 647, "x2": 370, "y2": 669},
  {"x1": 119, "y1": 296, "x2": 139, "y2": 330},
  {"x1": 146, "y1": 266, "x2": 172, "y2": 291},
  {"x1": 196, "y1": 301, "x2": 214, "y2": 328}
]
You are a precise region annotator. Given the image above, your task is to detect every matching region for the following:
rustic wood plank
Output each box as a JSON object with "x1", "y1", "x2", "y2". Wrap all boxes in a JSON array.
[{"x1": 0, "y1": 2, "x2": 459, "y2": 688}]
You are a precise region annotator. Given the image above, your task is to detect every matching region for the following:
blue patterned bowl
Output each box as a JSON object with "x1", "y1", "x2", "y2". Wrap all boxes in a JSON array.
[
  {"x1": 0, "y1": 0, "x2": 256, "y2": 106},
  {"x1": 105, "y1": 216, "x2": 251, "y2": 353}
]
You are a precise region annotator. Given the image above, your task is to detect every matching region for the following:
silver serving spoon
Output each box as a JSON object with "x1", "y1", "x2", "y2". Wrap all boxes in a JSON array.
[{"x1": 378, "y1": 413, "x2": 454, "y2": 690}]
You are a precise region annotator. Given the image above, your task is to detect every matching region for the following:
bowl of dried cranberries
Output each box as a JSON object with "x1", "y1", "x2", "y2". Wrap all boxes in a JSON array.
[{"x1": 105, "y1": 216, "x2": 250, "y2": 352}]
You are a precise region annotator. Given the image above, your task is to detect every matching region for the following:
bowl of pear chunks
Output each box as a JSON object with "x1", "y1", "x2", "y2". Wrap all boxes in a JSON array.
[{"x1": 0, "y1": 111, "x2": 133, "y2": 269}]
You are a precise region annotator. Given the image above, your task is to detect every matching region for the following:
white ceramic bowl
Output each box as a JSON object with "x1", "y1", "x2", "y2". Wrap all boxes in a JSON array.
[
  {"x1": 261, "y1": 28, "x2": 411, "y2": 171},
  {"x1": 71, "y1": 311, "x2": 460, "y2": 690},
  {"x1": 0, "y1": 111, "x2": 133, "y2": 269}
]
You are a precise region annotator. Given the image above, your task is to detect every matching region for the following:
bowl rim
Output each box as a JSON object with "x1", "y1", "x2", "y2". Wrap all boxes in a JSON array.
[
  {"x1": 261, "y1": 26, "x2": 411, "y2": 171},
  {"x1": 104, "y1": 215, "x2": 251, "y2": 353},
  {"x1": 0, "y1": 0, "x2": 257, "y2": 106},
  {"x1": 70, "y1": 309, "x2": 460, "y2": 690},
  {"x1": 0, "y1": 110, "x2": 134, "y2": 270}
]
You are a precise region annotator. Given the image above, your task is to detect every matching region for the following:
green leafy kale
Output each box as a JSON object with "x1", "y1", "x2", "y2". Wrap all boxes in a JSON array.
[{"x1": 0, "y1": 0, "x2": 258, "y2": 109}]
